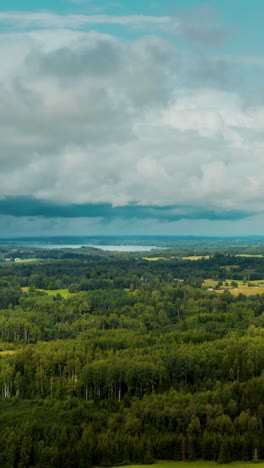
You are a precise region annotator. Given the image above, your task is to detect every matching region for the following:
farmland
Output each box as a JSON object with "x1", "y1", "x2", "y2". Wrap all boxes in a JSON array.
[
  {"x1": 236, "y1": 254, "x2": 264, "y2": 258},
  {"x1": 182, "y1": 255, "x2": 210, "y2": 261},
  {"x1": 14, "y1": 258, "x2": 41, "y2": 263},
  {"x1": 114, "y1": 463, "x2": 264, "y2": 468},
  {"x1": 144, "y1": 255, "x2": 210, "y2": 261},
  {"x1": 143, "y1": 256, "x2": 167, "y2": 261},
  {"x1": 203, "y1": 279, "x2": 264, "y2": 296}
]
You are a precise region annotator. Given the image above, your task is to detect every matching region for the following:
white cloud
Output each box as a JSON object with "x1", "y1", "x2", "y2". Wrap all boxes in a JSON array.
[
  {"x1": 0, "y1": 10, "x2": 227, "y2": 46},
  {"x1": 0, "y1": 25, "x2": 264, "y2": 222},
  {"x1": 0, "y1": 11, "x2": 177, "y2": 31}
]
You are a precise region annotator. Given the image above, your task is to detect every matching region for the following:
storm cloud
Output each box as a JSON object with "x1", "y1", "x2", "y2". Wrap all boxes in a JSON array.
[{"x1": 0, "y1": 197, "x2": 253, "y2": 222}]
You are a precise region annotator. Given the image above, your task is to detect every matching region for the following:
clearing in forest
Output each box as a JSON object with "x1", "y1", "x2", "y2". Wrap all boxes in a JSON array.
[
  {"x1": 182, "y1": 255, "x2": 210, "y2": 260},
  {"x1": 203, "y1": 279, "x2": 264, "y2": 296},
  {"x1": 113, "y1": 461, "x2": 264, "y2": 468},
  {"x1": 39, "y1": 289, "x2": 71, "y2": 298}
]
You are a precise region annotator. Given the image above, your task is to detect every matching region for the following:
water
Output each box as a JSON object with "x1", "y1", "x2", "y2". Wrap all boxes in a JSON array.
[
  {"x1": 41, "y1": 244, "x2": 160, "y2": 252},
  {"x1": 0, "y1": 236, "x2": 167, "y2": 251}
]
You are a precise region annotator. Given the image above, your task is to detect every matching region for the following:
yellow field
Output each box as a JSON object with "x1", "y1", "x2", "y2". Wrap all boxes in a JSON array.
[
  {"x1": 0, "y1": 350, "x2": 16, "y2": 356},
  {"x1": 227, "y1": 286, "x2": 264, "y2": 297},
  {"x1": 15, "y1": 258, "x2": 41, "y2": 263},
  {"x1": 144, "y1": 256, "x2": 211, "y2": 261},
  {"x1": 21, "y1": 287, "x2": 71, "y2": 298},
  {"x1": 144, "y1": 257, "x2": 167, "y2": 261},
  {"x1": 203, "y1": 279, "x2": 219, "y2": 288},
  {"x1": 112, "y1": 461, "x2": 264, "y2": 468},
  {"x1": 203, "y1": 279, "x2": 264, "y2": 296},
  {"x1": 183, "y1": 256, "x2": 210, "y2": 261}
]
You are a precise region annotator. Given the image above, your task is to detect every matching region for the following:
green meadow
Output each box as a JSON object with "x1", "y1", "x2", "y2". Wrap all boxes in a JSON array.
[{"x1": 40, "y1": 288, "x2": 71, "y2": 298}]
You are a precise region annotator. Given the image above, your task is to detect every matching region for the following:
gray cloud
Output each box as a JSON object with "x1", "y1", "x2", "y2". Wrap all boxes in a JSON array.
[
  {"x1": 30, "y1": 36, "x2": 122, "y2": 80},
  {"x1": 0, "y1": 197, "x2": 253, "y2": 222},
  {"x1": 0, "y1": 25, "x2": 263, "y2": 229},
  {"x1": 178, "y1": 5, "x2": 232, "y2": 47},
  {"x1": 185, "y1": 57, "x2": 231, "y2": 87},
  {"x1": 180, "y1": 20, "x2": 229, "y2": 47}
]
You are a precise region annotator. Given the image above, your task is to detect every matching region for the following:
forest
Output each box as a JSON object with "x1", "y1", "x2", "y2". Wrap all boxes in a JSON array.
[{"x1": 1, "y1": 245, "x2": 264, "y2": 466}]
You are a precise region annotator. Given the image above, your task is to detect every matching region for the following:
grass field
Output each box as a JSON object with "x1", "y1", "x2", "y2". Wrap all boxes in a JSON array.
[
  {"x1": 21, "y1": 287, "x2": 71, "y2": 298},
  {"x1": 236, "y1": 254, "x2": 264, "y2": 258},
  {"x1": 144, "y1": 257, "x2": 167, "y2": 261},
  {"x1": 182, "y1": 256, "x2": 210, "y2": 261},
  {"x1": 112, "y1": 461, "x2": 264, "y2": 468},
  {"x1": 203, "y1": 279, "x2": 264, "y2": 296},
  {"x1": 14, "y1": 258, "x2": 41, "y2": 263},
  {"x1": 144, "y1": 256, "x2": 211, "y2": 262},
  {"x1": 40, "y1": 289, "x2": 71, "y2": 298},
  {"x1": 203, "y1": 279, "x2": 219, "y2": 288},
  {"x1": 228, "y1": 286, "x2": 264, "y2": 297},
  {"x1": 0, "y1": 350, "x2": 16, "y2": 356}
]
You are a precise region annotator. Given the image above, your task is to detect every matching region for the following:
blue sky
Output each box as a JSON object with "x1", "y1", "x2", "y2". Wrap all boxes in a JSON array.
[
  {"x1": 0, "y1": 0, "x2": 264, "y2": 236},
  {"x1": 3, "y1": 0, "x2": 264, "y2": 54}
]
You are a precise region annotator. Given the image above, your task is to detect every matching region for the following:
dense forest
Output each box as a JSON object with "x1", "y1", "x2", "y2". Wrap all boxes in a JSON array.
[{"x1": 1, "y1": 245, "x2": 264, "y2": 466}]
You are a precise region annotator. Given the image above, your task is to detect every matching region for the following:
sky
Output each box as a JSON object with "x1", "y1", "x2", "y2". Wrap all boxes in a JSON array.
[{"x1": 1, "y1": 0, "x2": 264, "y2": 237}]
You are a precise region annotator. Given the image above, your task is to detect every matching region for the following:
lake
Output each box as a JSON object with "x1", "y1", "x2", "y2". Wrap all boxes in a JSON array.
[{"x1": 41, "y1": 244, "x2": 161, "y2": 252}]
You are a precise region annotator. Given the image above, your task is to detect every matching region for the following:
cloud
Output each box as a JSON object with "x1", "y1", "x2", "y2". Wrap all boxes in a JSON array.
[
  {"x1": 0, "y1": 11, "x2": 177, "y2": 31},
  {"x1": 0, "y1": 22, "x2": 264, "y2": 230},
  {"x1": 30, "y1": 34, "x2": 123, "y2": 79},
  {"x1": 0, "y1": 10, "x2": 228, "y2": 46},
  {"x1": 0, "y1": 196, "x2": 254, "y2": 221},
  {"x1": 179, "y1": 5, "x2": 231, "y2": 47},
  {"x1": 1, "y1": 213, "x2": 264, "y2": 238}
]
